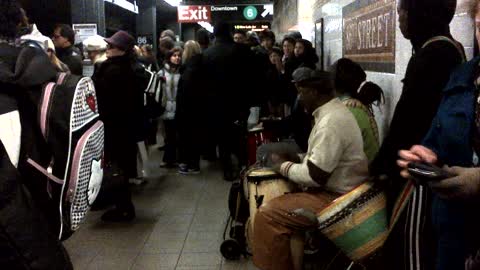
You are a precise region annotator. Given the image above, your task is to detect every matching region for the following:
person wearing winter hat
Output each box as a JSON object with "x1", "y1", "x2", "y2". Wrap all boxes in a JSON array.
[
  {"x1": 83, "y1": 35, "x2": 108, "y2": 73},
  {"x1": 92, "y1": 30, "x2": 138, "y2": 222},
  {"x1": 371, "y1": 0, "x2": 465, "y2": 269}
]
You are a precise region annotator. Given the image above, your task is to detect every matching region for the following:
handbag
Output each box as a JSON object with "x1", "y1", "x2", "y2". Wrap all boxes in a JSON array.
[{"x1": 145, "y1": 69, "x2": 165, "y2": 119}]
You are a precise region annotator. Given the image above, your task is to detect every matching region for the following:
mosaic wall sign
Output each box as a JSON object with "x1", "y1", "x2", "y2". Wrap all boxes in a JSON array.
[{"x1": 343, "y1": 0, "x2": 396, "y2": 73}]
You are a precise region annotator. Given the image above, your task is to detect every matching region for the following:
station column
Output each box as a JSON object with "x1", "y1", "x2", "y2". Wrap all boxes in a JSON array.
[{"x1": 70, "y1": 0, "x2": 106, "y2": 37}]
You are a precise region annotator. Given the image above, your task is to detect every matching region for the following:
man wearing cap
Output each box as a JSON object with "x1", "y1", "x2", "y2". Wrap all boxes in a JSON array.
[
  {"x1": 83, "y1": 35, "x2": 108, "y2": 75},
  {"x1": 52, "y1": 24, "x2": 83, "y2": 76},
  {"x1": 92, "y1": 30, "x2": 139, "y2": 222},
  {"x1": 252, "y1": 68, "x2": 369, "y2": 270}
]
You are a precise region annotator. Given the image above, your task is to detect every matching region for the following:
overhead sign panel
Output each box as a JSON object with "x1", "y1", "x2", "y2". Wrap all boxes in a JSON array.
[
  {"x1": 234, "y1": 23, "x2": 271, "y2": 32},
  {"x1": 211, "y1": 4, "x2": 273, "y2": 22},
  {"x1": 178, "y1": 5, "x2": 211, "y2": 23},
  {"x1": 178, "y1": 4, "x2": 273, "y2": 23}
]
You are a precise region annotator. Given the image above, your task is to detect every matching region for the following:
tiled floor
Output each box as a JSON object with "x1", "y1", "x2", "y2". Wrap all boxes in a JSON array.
[{"x1": 64, "y1": 149, "x2": 258, "y2": 270}]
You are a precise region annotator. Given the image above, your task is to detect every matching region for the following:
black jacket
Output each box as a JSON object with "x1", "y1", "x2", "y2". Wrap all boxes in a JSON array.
[
  {"x1": 371, "y1": 36, "x2": 464, "y2": 178},
  {"x1": 92, "y1": 54, "x2": 143, "y2": 161},
  {"x1": 0, "y1": 43, "x2": 72, "y2": 270},
  {"x1": 56, "y1": 45, "x2": 83, "y2": 76},
  {"x1": 176, "y1": 53, "x2": 205, "y2": 125},
  {"x1": 202, "y1": 38, "x2": 261, "y2": 123}
]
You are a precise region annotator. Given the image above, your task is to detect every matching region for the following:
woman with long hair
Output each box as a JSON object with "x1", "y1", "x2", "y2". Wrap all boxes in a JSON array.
[
  {"x1": 294, "y1": 39, "x2": 319, "y2": 69},
  {"x1": 330, "y1": 58, "x2": 384, "y2": 163},
  {"x1": 45, "y1": 38, "x2": 70, "y2": 73},
  {"x1": 177, "y1": 40, "x2": 204, "y2": 174},
  {"x1": 159, "y1": 46, "x2": 183, "y2": 168}
]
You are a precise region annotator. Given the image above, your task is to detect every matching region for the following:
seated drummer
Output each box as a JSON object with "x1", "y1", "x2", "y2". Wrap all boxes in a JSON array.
[{"x1": 252, "y1": 68, "x2": 369, "y2": 270}]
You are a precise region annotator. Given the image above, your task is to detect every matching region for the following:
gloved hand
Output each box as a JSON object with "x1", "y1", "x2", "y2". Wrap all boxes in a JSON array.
[{"x1": 429, "y1": 166, "x2": 480, "y2": 200}]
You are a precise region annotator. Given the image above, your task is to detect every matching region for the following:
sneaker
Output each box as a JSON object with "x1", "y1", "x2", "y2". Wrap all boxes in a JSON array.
[
  {"x1": 101, "y1": 207, "x2": 135, "y2": 222},
  {"x1": 178, "y1": 165, "x2": 189, "y2": 175},
  {"x1": 178, "y1": 166, "x2": 200, "y2": 175},
  {"x1": 178, "y1": 163, "x2": 200, "y2": 174}
]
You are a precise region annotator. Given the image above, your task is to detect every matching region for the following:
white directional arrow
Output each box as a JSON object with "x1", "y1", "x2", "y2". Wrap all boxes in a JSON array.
[{"x1": 261, "y1": 4, "x2": 274, "y2": 17}]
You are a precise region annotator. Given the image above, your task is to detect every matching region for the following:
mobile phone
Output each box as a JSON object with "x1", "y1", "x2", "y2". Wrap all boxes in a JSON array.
[{"x1": 407, "y1": 162, "x2": 455, "y2": 182}]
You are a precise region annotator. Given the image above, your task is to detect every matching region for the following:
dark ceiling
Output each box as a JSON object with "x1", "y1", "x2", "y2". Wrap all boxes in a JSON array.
[{"x1": 156, "y1": 0, "x2": 178, "y2": 20}]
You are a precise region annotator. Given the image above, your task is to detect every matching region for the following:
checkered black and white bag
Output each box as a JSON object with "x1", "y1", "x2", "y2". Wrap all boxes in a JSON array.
[{"x1": 27, "y1": 73, "x2": 104, "y2": 240}]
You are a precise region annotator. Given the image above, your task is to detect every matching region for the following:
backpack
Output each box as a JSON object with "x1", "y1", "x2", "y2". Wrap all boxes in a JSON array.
[
  {"x1": 145, "y1": 68, "x2": 165, "y2": 119},
  {"x1": 26, "y1": 71, "x2": 104, "y2": 240}
]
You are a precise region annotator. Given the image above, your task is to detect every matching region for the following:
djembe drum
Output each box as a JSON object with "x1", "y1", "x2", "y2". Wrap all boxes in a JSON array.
[{"x1": 316, "y1": 182, "x2": 388, "y2": 263}]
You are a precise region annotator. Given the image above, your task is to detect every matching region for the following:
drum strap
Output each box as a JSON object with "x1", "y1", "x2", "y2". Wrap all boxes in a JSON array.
[{"x1": 388, "y1": 180, "x2": 415, "y2": 231}]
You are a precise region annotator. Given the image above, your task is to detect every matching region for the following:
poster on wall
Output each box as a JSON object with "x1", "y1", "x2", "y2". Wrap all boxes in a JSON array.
[
  {"x1": 73, "y1": 24, "x2": 98, "y2": 44},
  {"x1": 315, "y1": 18, "x2": 324, "y2": 70},
  {"x1": 342, "y1": 0, "x2": 396, "y2": 73}
]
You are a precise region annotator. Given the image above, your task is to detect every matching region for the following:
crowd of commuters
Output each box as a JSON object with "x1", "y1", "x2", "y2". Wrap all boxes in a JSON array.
[{"x1": 3, "y1": 0, "x2": 480, "y2": 269}]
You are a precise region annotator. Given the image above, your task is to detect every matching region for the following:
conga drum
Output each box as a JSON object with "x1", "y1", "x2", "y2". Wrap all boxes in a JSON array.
[
  {"x1": 316, "y1": 182, "x2": 388, "y2": 262},
  {"x1": 243, "y1": 167, "x2": 297, "y2": 248}
]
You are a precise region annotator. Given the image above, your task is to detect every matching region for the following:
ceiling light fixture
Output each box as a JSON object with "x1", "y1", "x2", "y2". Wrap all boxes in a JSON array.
[
  {"x1": 197, "y1": 22, "x2": 214, "y2": 33},
  {"x1": 104, "y1": 0, "x2": 139, "y2": 14},
  {"x1": 163, "y1": 0, "x2": 182, "y2": 7}
]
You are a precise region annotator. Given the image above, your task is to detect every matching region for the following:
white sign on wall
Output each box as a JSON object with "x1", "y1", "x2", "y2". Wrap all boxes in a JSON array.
[{"x1": 73, "y1": 24, "x2": 98, "y2": 44}]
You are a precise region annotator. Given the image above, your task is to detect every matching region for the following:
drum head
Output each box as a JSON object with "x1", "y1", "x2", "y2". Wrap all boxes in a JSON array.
[
  {"x1": 248, "y1": 126, "x2": 264, "y2": 133},
  {"x1": 246, "y1": 167, "x2": 282, "y2": 182}
]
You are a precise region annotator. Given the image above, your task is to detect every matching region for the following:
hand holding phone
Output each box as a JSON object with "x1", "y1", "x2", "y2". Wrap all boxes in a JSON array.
[{"x1": 407, "y1": 162, "x2": 455, "y2": 182}]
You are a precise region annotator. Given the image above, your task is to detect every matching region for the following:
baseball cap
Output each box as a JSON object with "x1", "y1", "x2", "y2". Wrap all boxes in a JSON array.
[
  {"x1": 292, "y1": 67, "x2": 324, "y2": 83},
  {"x1": 104, "y1": 30, "x2": 134, "y2": 51}
]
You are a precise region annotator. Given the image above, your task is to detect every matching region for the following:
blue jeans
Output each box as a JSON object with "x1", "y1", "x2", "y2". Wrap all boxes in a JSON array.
[{"x1": 432, "y1": 195, "x2": 466, "y2": 270}]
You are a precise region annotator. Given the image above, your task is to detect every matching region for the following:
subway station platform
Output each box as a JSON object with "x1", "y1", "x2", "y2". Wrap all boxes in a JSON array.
[{"x1": 64, "y1": 148, "x2": 258, "y2": 270}]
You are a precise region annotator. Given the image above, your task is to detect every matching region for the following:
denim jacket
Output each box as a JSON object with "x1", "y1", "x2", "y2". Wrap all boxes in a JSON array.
[
  {"x1": 421, "y1": 56, "x2": 480, "y2": 270},
  {"x1": 422, "y1": 56, "x2": 480, "y2": 167}
]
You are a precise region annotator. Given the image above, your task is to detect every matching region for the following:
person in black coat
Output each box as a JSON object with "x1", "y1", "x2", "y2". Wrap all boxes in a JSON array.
[
  {"x1": 52, "y1": 24, "x2": 83, "y2": 76},
  {"x1": 176, "y1": 41, "x2": 204, "y2": 174},
  {"x1": 370, "y1": 0, "x2": 465, "y2": 269},
  {"x1": 92, "y1": 30, "x2": 140, "y2": 222},
  {"x1": 202, "y1": 22, "x2": 261, "y2": 180},
  {"x1": 0, "y1": 1, "x2": 73, "y2": 268}
]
